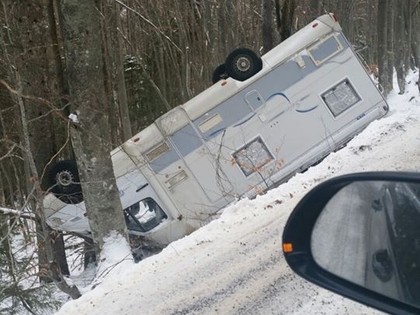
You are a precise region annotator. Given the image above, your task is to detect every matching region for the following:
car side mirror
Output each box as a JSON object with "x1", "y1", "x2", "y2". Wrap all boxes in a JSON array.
[{"x1": 282, "y1": 172, "x2": 420, "y2": 315}]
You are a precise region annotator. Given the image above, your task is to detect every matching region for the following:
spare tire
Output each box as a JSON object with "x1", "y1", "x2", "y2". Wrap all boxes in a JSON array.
[{"x1": 47, "y1": 160, "x2": 83, "y2": 204}]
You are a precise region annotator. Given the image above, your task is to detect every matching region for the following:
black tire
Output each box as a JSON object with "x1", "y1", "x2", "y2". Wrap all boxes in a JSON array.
[
  {"x1": 225, "y1": 48, "x2": 262, "y2": 81},
  {"x1": 212, "y1": 63, "x2": 228, "y2": 84},
  {"x1": 47, "y1": 160, "x2": 83, "y2": 204}
]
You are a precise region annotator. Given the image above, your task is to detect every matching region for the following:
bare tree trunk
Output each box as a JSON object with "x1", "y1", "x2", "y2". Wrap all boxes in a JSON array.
[
  {"x1": 309, "y1": 0, "x2": 321, "y2": 17},
  {"x1": 51, "y1": 230, "x2": 70, "y2": 275},
  {"x1": 275, "y1": 0, "x2": 282, "y2": 35},
  {"x1": 262, "y1": 0, "x2": 275, "y2": 53},
  {"x1": 224, "y1": 0, "x2": 234, "y2": 54},
  {"x1": 386, "y1": 0, "x2": 394, "y2": 89},
  {"x1": 280, "y1": 0, "x2": 296, "y2": 41},
  {"x1": 0, "y1": 174, "x2": 5, "y2": 206},
  {"x1": 113, "y1": 2, "x2": 132, "y2": 141},
  {"x1": 394, "y1": 0, "x2": 405, "y2": 94},
  {"x1": 100, "y1": 6, "x2": 120, "y2": 147},
  {"x1": 99, "y1": 1, "x2": 132, "y2": 145},
  {"x1": 413, "y1": 1, "x2": 420, "y2": 92},
  {"x1": 367, "y1": 0, "x2": 378, "y2": 64},
  {"x1": 402, "y1": 0, "x2": 413, "y2": 72},
  {"x1": 59, "y1": 0, "x2": 130, "y2": 254},
  {"x1": 377, "y1": 0, "x2": 392, "y2": 95}
]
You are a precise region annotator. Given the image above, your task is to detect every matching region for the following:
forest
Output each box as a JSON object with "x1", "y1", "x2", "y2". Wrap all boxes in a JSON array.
[{"x1": 0, "y1": 0, "x2": 419, "y2": 313}]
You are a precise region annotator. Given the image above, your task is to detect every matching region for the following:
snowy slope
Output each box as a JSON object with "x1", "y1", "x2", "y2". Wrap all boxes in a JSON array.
[{"x1": 55, "y1": 71, "x2": 420, "y2": 315}]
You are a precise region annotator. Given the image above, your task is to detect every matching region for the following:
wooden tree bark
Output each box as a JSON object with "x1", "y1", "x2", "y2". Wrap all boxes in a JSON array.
[
  {"x1": 113, "y1": 2, "x2": 132, "y2": 142},
  {"x1": 367, "y1": 0, "x2": 378, "y2": 64},
  {"x1": 100, "y1": 1, "x2": 132, "y2": 146},
  {"x1": 309, "y1": 0, "x2": 321, "y2": 18},
  {"x1": 394, "y1": 0, "x2": 406, "y2": 94},
  {"x1": 218, "y1": 0, "x2": 234, "y2": 56},
  {"x1": 262, "y1": 0, "x2": 275, "y2": 53},
  {"x1": 412, "y1": 1, "x2": 420, "y2": 92},
  {"x1": 280, "y1": 0, "x2": 296, "y2": 41},
  {"x1": 338, "y1": 0, "x2": 355, "y2": 42},
  {"x1": 59, "y1": 0, "x2": 130, "y2": 254},
  {"x1": 384, "y1": 0, "x2": 394, "y2": 92},
  {"x1": 377, "y1": 0, "x2": 392, "y2": 95}
]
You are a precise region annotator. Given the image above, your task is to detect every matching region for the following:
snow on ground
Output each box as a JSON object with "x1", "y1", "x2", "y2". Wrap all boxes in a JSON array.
[{"x1": 55, "y1": 71, "x2": 420, "y2": 315}]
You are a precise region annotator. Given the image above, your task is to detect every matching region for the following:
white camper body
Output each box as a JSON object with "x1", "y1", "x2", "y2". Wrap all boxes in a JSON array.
[{"x1": 44, "y1": 14, "x2": 389, "y2": 246}]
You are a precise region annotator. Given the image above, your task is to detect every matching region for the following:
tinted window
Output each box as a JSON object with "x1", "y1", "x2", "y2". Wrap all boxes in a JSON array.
[{"x1": 308, "y1": 35, "x2": 342, "y2": 65}]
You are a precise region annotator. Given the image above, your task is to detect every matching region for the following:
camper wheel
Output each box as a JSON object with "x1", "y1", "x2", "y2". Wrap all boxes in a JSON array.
[
  {"x1": 225, "y1": 48, "x2": 262, "y2": 81},
  {"x1": 212, "y1": 64, "x2": 228, "y2": 84},
  {"x1": 47, "y1": 160, "x2": 83, "y2": 204}
]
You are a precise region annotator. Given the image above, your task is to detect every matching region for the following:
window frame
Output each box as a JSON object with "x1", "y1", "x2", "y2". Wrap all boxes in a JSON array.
[
  {"x1": 232, "y1": 136, "x2": 274, "y2": 177},
  {"x1": 124, "y1": 197, "x2": 168, "y2": 233},
  {"x1": 321, "y1": 78, "x2": 361, "y2": 117}
]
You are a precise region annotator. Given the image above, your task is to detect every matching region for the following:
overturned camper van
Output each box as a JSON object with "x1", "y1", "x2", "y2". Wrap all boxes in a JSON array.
[{"x1": 43, "y1": 14, "x2": 389, "y2": 245}]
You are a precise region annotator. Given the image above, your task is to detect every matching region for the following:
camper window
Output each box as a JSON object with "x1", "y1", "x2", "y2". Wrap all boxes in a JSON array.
[
  {"x1": 321, "y1": 79, "x2": 361, "y2": 117},
  {"x1": 124, "y1": 198, "x2": 168, "y2": 232},
  {"x1": 308, "y1": 35, "x2": 342, "y2": 66},
  {"x1": 233, "y1": 137, "x2": 273, "y2": 177}
]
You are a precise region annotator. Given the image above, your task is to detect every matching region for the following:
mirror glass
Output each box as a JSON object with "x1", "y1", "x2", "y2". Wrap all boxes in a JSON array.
[{"x1": 312, "y1": 180, "x2": 420, "y2": 308}]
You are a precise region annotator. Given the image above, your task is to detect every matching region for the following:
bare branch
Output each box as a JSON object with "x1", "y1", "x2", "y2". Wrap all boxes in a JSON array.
[
  {"x1": 0, "y1": 142, "x2": 18, "y2": 161},
  {"x1": 0, "y1": 79, "x2": 70, "y2": 122},
  {"x1": 0, "y1": 207, "x2": 36, "y2": 221},
  {"x1": 114, "y1": 0, "x2": 183, "y2": 53}
]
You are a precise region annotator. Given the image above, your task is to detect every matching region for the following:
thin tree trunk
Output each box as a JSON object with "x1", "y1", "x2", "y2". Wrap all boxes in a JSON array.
[
  {"x1": 367, "y1": 0, "x2": 377, "y2": 64},
  {"x1": 394, "y1": 0, "x2": 405, "y2": 94},
  {"x1": 309, "y1": 0, "x2": 321, "y2": 18},
  {"x1": 386, "y1": 0, "x2": 394, "y2": 90},
  {"x1": 100, "y1": 0, "x2": 132, "y2": 143},
  {"x1": 377, "y1": 0, "x2": 392, "y2": 95},
  {"x1": 114, "y1": 2, "x2": 132, "y2": 141},
  {"x1": 280, "y1": 0, "x2": 296, "y2": 41},
  {"x1": 262, "y1": 0, "x2": 274, "y2": 53},
  {"x1": 413, "y1": 1, "x2": 420, "y2": 92},
  {"x1": 339, "y1": 0, "x2": 355, "y2": 42},
  {"x1": 50, "y1": 230, "x2": 70, "y2": 275}
]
